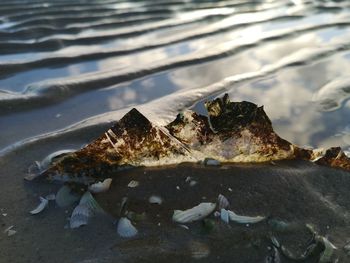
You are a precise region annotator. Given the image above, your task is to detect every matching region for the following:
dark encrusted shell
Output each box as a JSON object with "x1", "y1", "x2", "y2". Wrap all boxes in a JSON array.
[{"x1": 40, "y1": 94, "x2": 350, "y2": 183}]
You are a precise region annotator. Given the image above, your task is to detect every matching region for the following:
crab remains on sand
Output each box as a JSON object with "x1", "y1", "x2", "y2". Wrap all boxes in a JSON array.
[{"x1": 29, "y1": 93, "x2": 350, "y2": 184}]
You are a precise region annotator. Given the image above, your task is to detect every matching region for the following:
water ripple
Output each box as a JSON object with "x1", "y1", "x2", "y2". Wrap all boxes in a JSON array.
[{"x1": 1, "y1": 0, "x2": 350, "y2": 153}]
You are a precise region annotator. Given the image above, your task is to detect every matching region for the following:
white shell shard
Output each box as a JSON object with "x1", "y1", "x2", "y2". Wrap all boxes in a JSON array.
[
  {"x1": 189, "y1": 180, "x2": 198, "y2": 187},
  {"x1": 178, "y1": 224, "x2": 189, "y2": 230},
  {"x1": 70, "y1": 204, "x2": 93, "y2": 229},
  {"x1": 7, "y1": 229, "x2": 16, "y2": 237},
  {"x1": 79, "y1": 191, "x2": 102, "y2": 213},
  {"x1": 148, "y1": 195, "x2": 162, "y2": 205},
  {"x1": 127, "y1": 180, "x2": 139, "y2": 188},
  {"x1": 55, "y1": 185, "x2": 80, "y2": 207},
  {"x1": 40, "y1": 149, "x2": 75, "y2": 171},
  {"x1": 271, "y1": 236, "x2": 281, "y2": 248},
  {"x1": 88, "y1": 178, "x2": 112, "y2": 193},
  {"x1": 117, "y1": 217, "x2": 138, "y2": 238},
  {"x1": 45, "y1": 194, "x2": 56, "y2": 201},
  {"x1": 172, "y1": 202, "x2": 216, "y2": 223},
  {"x1": 345, "y1": 150, "x2": 350, "y2": 158},
  {"x1": 217, "y1": 194, "x2": 230, "y2": 210},
  {"x1": 3, "y1": 225, "x2": 13, "y2": 233},
  {"x1": 220, "y1": 209, "x2": 229, "y2": 224},
  {"x1": 213, "y1": 211, "x2": 220, "y2": 217},
  {"x1": 344, "y1": 242, "x2": 350, "y2": 252},
  {"x1": 30, "y1": 196, "x2": 49, "y2": 215},
  {"x1": 3, "y1": 225, "x2": 16, "y2": 236},
  {"x1": 227, "y1": 210, "x2": 265, "y2": 224},
  {"x1": 311, "y1": 148, "x2": 326, "y2": 162},
  {"x1": 119, "y1": 197, "x2": 128, "y2": 216},
  {"x1": 319, "y1": 237, "x2": 337, "y2": 263}
]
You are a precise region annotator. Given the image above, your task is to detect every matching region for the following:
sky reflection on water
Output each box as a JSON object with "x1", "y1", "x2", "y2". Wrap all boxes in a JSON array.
[{"x1": 0, "y1": 0, "x2": 350, "y2": 153}]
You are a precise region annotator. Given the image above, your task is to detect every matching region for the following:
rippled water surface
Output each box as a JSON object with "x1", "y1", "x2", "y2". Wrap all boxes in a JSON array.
[
  {"x1": 1, "y1": 0, "x2": 350, "y2": 153},
  {"x1": 1, "y1": 0, "x2": 350, "y2": 262}
]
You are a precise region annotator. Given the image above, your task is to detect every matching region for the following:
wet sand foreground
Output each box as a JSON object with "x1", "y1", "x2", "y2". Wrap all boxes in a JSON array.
[{"x1": 1, "y1": 139, "x2": 350, "y2": 262}]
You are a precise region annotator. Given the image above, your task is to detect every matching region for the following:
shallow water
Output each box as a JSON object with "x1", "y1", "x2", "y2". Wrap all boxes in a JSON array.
[
  {"x1": 1, "y1": 0, "x2": 350, "y2": 262},
  {"x1": 1, "y1": 0, "x2": 350, "y2": 151}
]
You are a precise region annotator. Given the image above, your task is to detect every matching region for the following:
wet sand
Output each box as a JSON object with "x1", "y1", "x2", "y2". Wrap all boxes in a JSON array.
[{"x1": 1, "y1": 138, "x2": 350, "y2": 262}]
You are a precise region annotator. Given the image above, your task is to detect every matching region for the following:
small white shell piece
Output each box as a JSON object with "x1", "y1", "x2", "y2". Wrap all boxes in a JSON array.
[
  {"x1": 172, "y1": 202, "x2": 216, "y2": 223},
  {"x1": 319, "y1": 237, "x2": 337, "y2": 263},
  {"x1": 227, "y1": 210, "x2": 265, "y2": 224},
  {"x1": 220, "y1": 209, "x2": 229, "y2": 224},
  {"x1": 217, "y1": 194, "x2": 230, "y2": 210},
  {"x1": 88, "y1": 178, "x2": 112, "y2": 193},
  {"x1": 189, "y1": 180, "x2": 198, "y2": 187},
  {"x1": 30, "y1": 196, "x2": 49, "y2": 215},
  {"x1": 127, "y1": 180, "x2": 139, "y2": 188},
  {"x1": 311, "y1": 148, "x2": 326, "y2": 162},
  {"x1": 213, "y1": 211, "x2": 220, "y2": 217},
  {"x1": 56, "y1": 185, "x2": 80, "y2": 207},
  {"x1": 79, "y1": 191, "x2": 102, "y2": 212},
  {"x1": 345, "y1": 150, "x2": 350, "y2": 158},
  {"x1": 148, "y1": 195, "x2": 162, "y2": 205},
  {"x1": 70, "y1": 191, "x2": 102, "y2": 229},
  {"x1": 70, "y1": 204, "x2": 93, "y2": 229},
  {"x1": 4, "y1": 225, "x2": 16, "y2": 237},
  {"x1": 117, "y1": 217, "x2": 138, "y2": 238}
]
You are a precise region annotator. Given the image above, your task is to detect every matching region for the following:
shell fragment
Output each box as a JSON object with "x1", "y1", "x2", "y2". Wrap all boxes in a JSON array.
[
  {"x1": 30, "y1": 196, "x2": 49, "y2": 215},
  {"x1": 55, "y1": 185, "x2": 80, "y2": 208},
  {"x1": 79, "y1": 191, "x2": 102, "y2": 212},
  {"x1": 217, "y1": 194, "x2": 230, "y2": 210},
  {"x1": 117, "y1": 217, "x2": 138, "y2": 238},
  {"x1": 148, "y1": 195, "x2": 162, "y2": 205},
  {"x1": 319, "y1": 237, "x2": 337, "y2": 263},
  {"x1": 220, "y1": 209, "x2": 229, "y2": 224},
  {"x1": 88, "y1": 178, "x2": 112, "y2": 193},
  {"x1": 172, "y1": 202, "x2": 216, "y2": 223},
  {"x1": 70, "y1": 204, "x2": 93, "y2": 229},
  {"x1": 70, "y1": 191, "x2": 103, "y2": 228},
  {"x1": 127, "y1": 180, "x2": 139, "y2": 188},
  {"x1": 227, "y1": 210, "x2": 265, "y2": 224},
  {"x1": 4, "y1": 226, "x2": 16, "y2": 237}
]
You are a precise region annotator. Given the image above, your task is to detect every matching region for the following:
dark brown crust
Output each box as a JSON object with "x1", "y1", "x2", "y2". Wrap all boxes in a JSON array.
[
  {"x1": 166, "y1": 111, "x2": 213, "y2": 146},
  {"x1": 205, "y1": 94, "x2": 293, "y2": 156},
  {"x1": 205, "y1": 94, "x2": 273, "y2": 133},
  {"x1": 315, "y1": 147, "x2": 350, "y2": 171}
]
